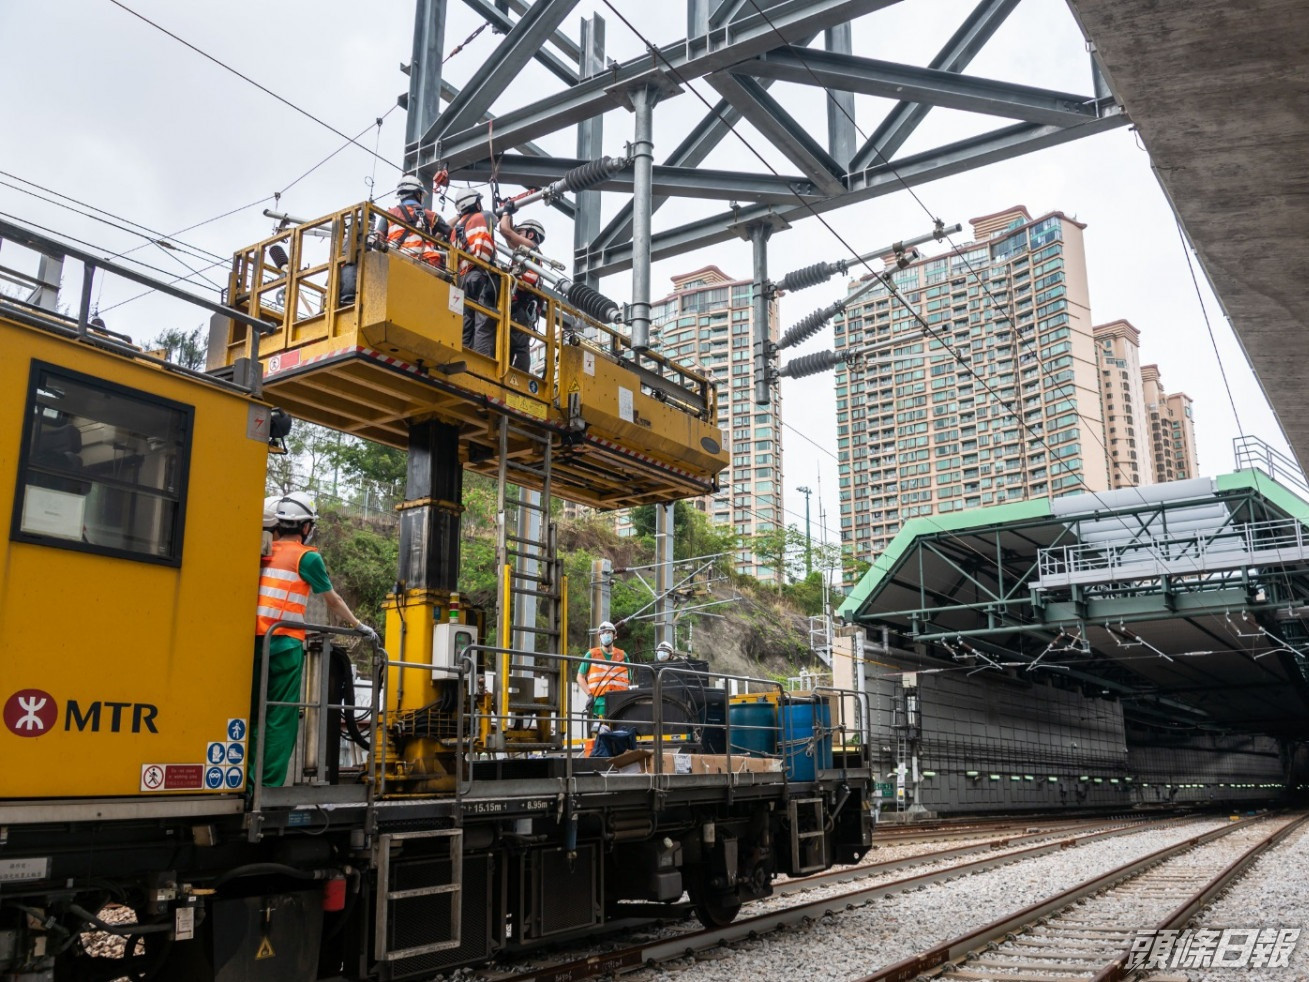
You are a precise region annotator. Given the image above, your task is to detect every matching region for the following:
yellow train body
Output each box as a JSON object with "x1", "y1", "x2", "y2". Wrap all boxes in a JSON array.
[{"x1": 0, "y1": 315, "x2": 268, "y2": 799}]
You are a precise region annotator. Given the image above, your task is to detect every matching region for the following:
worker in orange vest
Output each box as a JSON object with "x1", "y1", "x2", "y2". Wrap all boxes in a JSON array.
[
  {"x1": 575, "y1": 620, "x2": 631, "y2": 726},
  {"x1": 373, "y1": 173, "x2": 451, "y2": 268},
  {"x1": 452, "y1": 188, "x2": 499, "y2": 358},
  {"x1": 498, "y1": 214, "x2": 546, "y2": 372},
  {"x1": 254, "y1": 492, "x2": 378, "y2": 786}
]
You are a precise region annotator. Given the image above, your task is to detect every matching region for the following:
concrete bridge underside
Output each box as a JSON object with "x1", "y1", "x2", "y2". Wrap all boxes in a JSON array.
[{"x1": 1066, "y1": 0, "x2": 1309, "y2": 466}]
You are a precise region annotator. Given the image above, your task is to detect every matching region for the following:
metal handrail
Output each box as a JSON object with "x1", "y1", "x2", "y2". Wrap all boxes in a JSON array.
[
  {"x1": 249, "y1": 620, "x2": 385, "y2": 828},
  {"x1": 1234, "y1": 434, "x2": 1309, "y2": 498},
  {"x1": 225, "y1": 200, "x2": 718, "y2": 422},
  {"x1": 1037, "y1": 516, "x2": 1309, "y2": 581}
]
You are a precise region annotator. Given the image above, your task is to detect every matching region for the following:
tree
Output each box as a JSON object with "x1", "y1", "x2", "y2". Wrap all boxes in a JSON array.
[
  {"x1": 326, "y1": 437, "x2": 406, "y2": 507},
  {"x1": 147, "y1": 326, "x2": 206, "y2": 370},
  {"x1": 628, "y1": 501, "x2": 737, "y2": 562}
]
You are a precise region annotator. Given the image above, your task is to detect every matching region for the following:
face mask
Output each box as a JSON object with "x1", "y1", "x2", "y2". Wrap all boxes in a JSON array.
[
  {"x1": 656, "y1": 650, "x2": 670, "y2": 661},
  {"x1": 599, "y1": 632, "x2": 614, "y2": 647}
]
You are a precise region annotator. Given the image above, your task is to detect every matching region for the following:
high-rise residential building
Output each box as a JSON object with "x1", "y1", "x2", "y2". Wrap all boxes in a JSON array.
[
  {"x1": 618, "y1": 266, "x2": 783, "y2": 582},
  {"x1": 1093, "y1": 319, "x2": 1155, "y2": 488},
  {"x1": 833, "y1": 205, "x2": 1109, "y2": 571},
  {"x1": 1142, "y1": 365, "x2": 1199, "y2": 481}
]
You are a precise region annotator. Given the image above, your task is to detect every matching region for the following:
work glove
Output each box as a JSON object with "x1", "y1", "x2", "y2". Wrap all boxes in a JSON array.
[
  {"x1": 356, "y1": 624, "x2": 380, "y2": 645},
  {"x1": 501, "y1": 197, "x2": 517, "y2": 215}
]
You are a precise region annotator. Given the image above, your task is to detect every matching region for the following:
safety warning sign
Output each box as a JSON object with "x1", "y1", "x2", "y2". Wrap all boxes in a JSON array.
[{"x1": 140, "y1": 763, "x2": 204, "y2": 791}]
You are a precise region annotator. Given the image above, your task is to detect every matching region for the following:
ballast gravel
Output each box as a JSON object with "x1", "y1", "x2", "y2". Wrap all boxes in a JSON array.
[
  {"x1": 1191, "y1": 819, "x2": 1309, "y2": 982},
  {"x1": 615, "y1": 817, "x2": 1234, "y2": 982}
]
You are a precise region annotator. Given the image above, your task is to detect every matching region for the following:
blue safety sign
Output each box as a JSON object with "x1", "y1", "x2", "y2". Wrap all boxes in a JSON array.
[
  {"x1": 205, "y1": 767, "x2": 224, "y2": 790},
  {"x1": 227, "y1": 718, "x2": 247, "y2": 741},
  {"x1": 224, "y1": 766, "x2": 244, "y2": 789},
  {"x1": 226, "y1": 743, "x2": 245, "y2": 765},
  {"x1": 206, "y1": 742, "x2": 227, "y2": 765}
]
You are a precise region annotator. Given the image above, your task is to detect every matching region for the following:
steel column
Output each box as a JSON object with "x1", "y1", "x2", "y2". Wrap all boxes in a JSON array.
[
  {"x1": 824, "y1": 23, "x2": 857, "y2": 167},
  {"x1": 751, "y1": 222, "x2": 772, "y2": 405},
  {"x1": 628, "y1": 83, "x2": 661, "y2": 352},
  {"x1": 572, "y1": 14, "x2": 605, "y2": 287},
  {"x1": 655, "y1": 504, "x2": 675, "y2": 647},
  {"x1": 404, "y1": 0, "x2": 447, "y2": 173}
]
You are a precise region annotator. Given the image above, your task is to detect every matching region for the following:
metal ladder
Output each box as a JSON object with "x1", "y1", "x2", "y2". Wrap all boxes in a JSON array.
[
  {"x1": 494, "y1": 417, "x2": 564, "y2": 746},
  {"x1": 788, "y1": 797, "x2": 829, "y2": 874},
  {"x1": 373, "y1": 828, "x2": 463, "y2": 963}
]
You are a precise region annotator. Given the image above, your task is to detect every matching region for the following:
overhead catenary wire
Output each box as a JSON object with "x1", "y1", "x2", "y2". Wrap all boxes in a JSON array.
[
  {"x1": 599, "y1": 3, "x2": 1245, "y2": 671},
  {"x1": 105, "y1": 0, "x2": 401, "y2": 173}
]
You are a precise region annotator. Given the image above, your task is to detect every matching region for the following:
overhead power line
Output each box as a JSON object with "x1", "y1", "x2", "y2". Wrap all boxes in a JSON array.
[{"x1": 106, "y1": 0, "x2": 401, "y2": 172}]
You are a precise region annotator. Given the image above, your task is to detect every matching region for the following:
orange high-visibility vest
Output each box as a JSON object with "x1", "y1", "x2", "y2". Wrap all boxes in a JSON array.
[
  {"x1": 586, "y1": 646, "x2": 629, "y2": 697},
  {"x1": 386, "y1": 204, "x2": 445, "y2": 268},
  {"x1": 454, "y1": 210, "x2": 495, "y2": 273},
  {"x1": 255, "y1": 540, "x2": 315, "y2": 641}
]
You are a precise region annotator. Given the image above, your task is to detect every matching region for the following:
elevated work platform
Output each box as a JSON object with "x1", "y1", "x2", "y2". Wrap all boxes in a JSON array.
[
  {"x1": 839, "y1": 471, "x2": 1309, "y2": 738},
  {"x1": 209, "y1": 202, "x2": 727, "y2": 510}
]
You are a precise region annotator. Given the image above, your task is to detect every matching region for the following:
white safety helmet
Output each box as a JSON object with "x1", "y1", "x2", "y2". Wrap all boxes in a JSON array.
[
  {"x1": 275, "y1": 491, "x2": 318, "y2": 527},
  {"x1": 597, "y1": 620, "x2": 615, "y2": 634},
  {"x1": 517, "y1": 219, "x2": 546, "y2": 244},
  {"x1": 655, "y1": 641, "x2": 674, "y2": 661},
  {"x1": 262, "y1": 495, "x2": 281, "y2": 530},
  {"x1": 396, "y1": 173, "x2": 424, "y2": 198},
  {"x1": 455, "y1": 188, "x2": 482, "y2": 213}
]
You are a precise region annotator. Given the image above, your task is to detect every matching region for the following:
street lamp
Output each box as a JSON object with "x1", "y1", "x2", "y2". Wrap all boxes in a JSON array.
[{"x1": 797, "y1": 485, "x2": 813, "y2": 576}]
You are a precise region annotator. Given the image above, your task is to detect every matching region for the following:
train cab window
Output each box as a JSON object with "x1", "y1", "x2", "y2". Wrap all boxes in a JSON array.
[{"x1": 11, "y1": 362, "x2": 193, "y2": 565}]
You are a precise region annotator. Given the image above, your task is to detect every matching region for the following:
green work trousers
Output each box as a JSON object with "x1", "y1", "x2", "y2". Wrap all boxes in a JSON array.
[{"x1": 251, "y1": 637, "x2": 305, "y2": 787}]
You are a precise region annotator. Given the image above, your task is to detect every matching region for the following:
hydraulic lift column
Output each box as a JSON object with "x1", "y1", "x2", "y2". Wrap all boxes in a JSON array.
[{"x1": 384, "y1": 419, "x2": 465, "y2": 790}]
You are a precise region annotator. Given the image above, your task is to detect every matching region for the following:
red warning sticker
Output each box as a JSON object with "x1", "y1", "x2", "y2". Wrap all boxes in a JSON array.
[
  {"x1": 141, "y1": 764, "x2": 204, "y2": 792},
  {"x1": 164, "y1": 764, "x2": 204, "y2": 789}
]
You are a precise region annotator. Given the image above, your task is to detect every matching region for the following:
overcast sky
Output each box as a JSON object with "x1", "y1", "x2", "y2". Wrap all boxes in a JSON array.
[{"x1": 0, "y1": 0, "x2": 1289, "y2": 556}]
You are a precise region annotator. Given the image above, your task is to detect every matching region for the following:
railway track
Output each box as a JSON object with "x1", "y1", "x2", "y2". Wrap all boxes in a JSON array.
[
  {"x1": 474, "y1": 813, "x2": 1209, "y2": 982},
  {"x1": 857, "y1": 811, "x2": 1307, "y2": 982}
]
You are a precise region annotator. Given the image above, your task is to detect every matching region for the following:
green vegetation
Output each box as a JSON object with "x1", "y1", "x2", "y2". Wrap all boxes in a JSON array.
[{"x1": 267, "y1": 422, "x2": 842, "y2": 674}]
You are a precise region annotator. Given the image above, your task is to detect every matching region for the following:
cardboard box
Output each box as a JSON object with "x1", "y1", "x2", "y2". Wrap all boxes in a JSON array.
[
  {"x1": 641, "y1": 752, "x2": 782, "y2": 775},
  {"x1": 603, "y1": 748, "x2": 653, "y2": 774}
]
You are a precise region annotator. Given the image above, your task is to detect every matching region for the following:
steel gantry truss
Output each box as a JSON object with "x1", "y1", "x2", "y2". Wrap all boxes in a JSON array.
[
  {"x1": 400, "y1": 0, "x2": 1126, "y2": 644},
  {"x1": 406, "y1": 0, "x2": 1126, "y2": 284}
]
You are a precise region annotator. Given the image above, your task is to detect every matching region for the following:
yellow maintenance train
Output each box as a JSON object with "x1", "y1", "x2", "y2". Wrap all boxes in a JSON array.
[{"x1": 0, "y1": 210, "x2": 874, "y2": 981}]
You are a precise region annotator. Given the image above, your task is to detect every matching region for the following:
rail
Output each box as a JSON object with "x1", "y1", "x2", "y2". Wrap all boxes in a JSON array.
[{"x1": 223, "y1": 201, "x2": 719, "y2": 422}]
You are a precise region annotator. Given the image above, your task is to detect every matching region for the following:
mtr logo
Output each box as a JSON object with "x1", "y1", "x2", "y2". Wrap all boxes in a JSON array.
[{"x1": 3, "y1": 689, "x2": 159, "y2": 738}]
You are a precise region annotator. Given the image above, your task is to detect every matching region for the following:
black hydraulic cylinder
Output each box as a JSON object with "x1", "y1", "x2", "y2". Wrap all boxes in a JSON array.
[{"x1": 398, "y1": 420, "x2": 462, "y2": 592}]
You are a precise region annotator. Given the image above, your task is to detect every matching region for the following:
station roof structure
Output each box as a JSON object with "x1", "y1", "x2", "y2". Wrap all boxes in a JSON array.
[
  {"x1": 839, "y1": 471, "x2": 1309, "y2": 737},
  {"x1": 1065, "y1": 0, "x2": 1309, "y2": 471}
]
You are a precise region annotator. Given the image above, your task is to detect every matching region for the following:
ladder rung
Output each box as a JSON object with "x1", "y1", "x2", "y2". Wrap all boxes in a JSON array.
[
  {"x1": 506, "y1": 533, "x2": 549, "y2": 546},
  {"x1": 510, "y1": 586, "x2": 558, "y2": 598},
  {"x1": 503, "y1": 490, "x2": 548, "y2": 504},
  {"x1": 507, "y1": 625, "x2": 560, "y2": 636},
  {"x1": 505, "y1": 461, "x2": 549, "y2": 477},
  {"x1": 388, "y1": 884, "x2": 460, "y2": 901}
]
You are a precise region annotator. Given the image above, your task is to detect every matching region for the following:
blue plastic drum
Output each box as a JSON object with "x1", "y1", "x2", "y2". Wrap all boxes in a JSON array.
[{"x1": 780, "y1": 697, "x2": 833, "y2": 781}]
